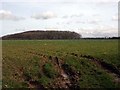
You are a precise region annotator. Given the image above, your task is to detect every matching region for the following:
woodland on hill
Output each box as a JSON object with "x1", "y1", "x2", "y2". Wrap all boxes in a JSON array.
[{"x1": 2, "y1": 31, "x2": 82, "y2": 40}]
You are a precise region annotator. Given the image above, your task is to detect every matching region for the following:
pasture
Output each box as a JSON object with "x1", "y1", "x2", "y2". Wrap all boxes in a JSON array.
[{"x1": 2, "y1": 39, "x2": 120, "y2": 88}]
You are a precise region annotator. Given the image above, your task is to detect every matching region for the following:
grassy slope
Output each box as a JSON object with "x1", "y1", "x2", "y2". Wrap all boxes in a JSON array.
[{"x1": 2, "y1": 39, "x2": 120, "y2": 88}]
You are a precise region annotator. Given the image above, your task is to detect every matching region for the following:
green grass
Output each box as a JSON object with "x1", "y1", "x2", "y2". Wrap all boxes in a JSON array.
[{"x1": 2, "y1": 39, "x2": 120, "y2": 88}]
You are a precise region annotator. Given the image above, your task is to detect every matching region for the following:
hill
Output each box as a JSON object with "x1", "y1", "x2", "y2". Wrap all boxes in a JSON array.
[{"x1": 2, "y1": 31, "x2": 81, "y2": 40}]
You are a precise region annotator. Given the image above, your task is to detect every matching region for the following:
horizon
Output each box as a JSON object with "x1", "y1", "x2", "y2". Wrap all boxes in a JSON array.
[{"x1": 0, "y1": 0, "x2": 119, "y2": 38}]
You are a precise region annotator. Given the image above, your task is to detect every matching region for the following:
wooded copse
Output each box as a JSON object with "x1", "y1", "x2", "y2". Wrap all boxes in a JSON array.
[{"x1": 2, "y1": 31, "x2": 82, "y2": 40}]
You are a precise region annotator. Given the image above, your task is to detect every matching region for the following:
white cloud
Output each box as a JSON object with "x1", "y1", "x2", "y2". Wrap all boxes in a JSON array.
[
  {"x1": 0, "y1": 0, "x2": 119, "y2": 3},
  {"x1": 70, "y1": 14, "x2": 83, "y2": 18},
  {"x1": 112, "y1": 15, "x2": 118, "y2": 21},
  {"x1": 78, "y1": 27, "x2": 118, "y2": 37},
  {"x1": 65, "y1": 18, "x2": 100, "y2": 24},
  {"x1": 0, "y1": 10, "x2": 25, "y2": 21},
  {"x1": 62, "y1": 14, "x2": 83, "y2": 19},
  {"x1": 87, "y1": 19, "x2": 100, "y2": 24},
  {"x1": 91, "y1": 30, "x2": 118, "y2": 37},
  {"x1": 31, "y1": 11, "x2": 57, "y2": 20},
  {"x1": 75, "y1": 20, "x2": 85, "y2": 24}
]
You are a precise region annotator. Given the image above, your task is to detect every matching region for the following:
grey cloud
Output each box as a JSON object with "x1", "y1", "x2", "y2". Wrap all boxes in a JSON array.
[{"x1": 62, "y1": 15, "x2": 68, "y2": 18}]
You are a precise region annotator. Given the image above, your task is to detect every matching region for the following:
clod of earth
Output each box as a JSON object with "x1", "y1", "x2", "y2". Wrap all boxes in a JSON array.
[
  {"x1": 49, "y1": 56, "x2": 52, "y2": 60},
  {"x1": 28, "y1": 80, "x2": 45, "y2": 89}
]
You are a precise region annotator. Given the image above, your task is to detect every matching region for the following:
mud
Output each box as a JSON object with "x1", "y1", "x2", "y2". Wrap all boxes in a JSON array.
[
  {"x1": 61, "y1": 64, "x2": 80, "y2": 88},
  {"x1": 70, "y1": 52, "x2": 120, "y2": 77},
  {"x1": 98, "y1": 61, "x2": 120, "y2": 77},
  {"x1": 80, "y1": 54, "x2": 120, "y2": 77}
]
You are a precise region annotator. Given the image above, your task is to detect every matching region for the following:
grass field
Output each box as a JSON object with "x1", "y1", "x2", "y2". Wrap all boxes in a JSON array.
[{"x1": 2, "y1": 39, "x2": 120, "y2": 88}]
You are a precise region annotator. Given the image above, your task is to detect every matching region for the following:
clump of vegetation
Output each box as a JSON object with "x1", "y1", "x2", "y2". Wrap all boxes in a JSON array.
[
  {"x1": 43, "y1": 63, "x2": 59, "y2": 79},
  {"x1": 38, "y1": 76, "x2": 51, "y2": 86}
]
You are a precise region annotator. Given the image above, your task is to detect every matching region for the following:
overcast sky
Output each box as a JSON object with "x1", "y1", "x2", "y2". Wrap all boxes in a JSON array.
[{"x1": 0, "y1": 0, "x2": 119, "y2": 37}]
